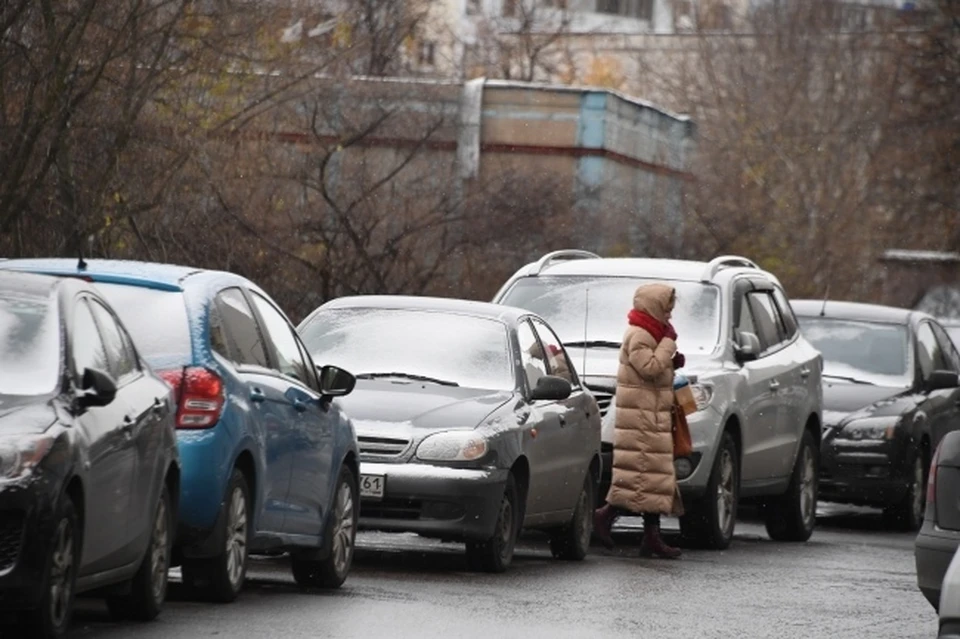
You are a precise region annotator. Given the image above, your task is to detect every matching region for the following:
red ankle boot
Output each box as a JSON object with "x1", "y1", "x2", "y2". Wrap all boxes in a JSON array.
[
  {"x1": 639, "y1": 523, "x2": 682, "y2": 559},
  {"x1": 592, "y1": 504, "x2": 617, "y2": 550}
]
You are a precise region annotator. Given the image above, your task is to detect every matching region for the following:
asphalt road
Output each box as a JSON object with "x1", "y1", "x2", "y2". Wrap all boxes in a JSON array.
[{"x1": 53, "y1": 504, "x2": 934, "y2": 639}]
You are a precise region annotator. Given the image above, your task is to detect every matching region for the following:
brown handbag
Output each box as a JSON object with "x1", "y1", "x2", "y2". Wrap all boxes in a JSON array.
[{"x1": 672, "y1": 399, "x2": 693, "y2": 458}]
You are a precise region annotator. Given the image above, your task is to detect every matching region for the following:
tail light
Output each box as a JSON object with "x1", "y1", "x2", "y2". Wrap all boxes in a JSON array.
[
  {"x1": 926, "y1": 441, "x2": 942, "y2": 521},
  {"x1": 158, "y1": 367, "x2": 224, "y2": 429}
]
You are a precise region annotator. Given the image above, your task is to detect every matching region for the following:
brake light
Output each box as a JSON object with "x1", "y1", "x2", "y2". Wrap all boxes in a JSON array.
[
  {"x1": 927, "y1": 442, "x2": 942, "y2": 520},
  {"x1": 158, "y1": 367, "x2": 224, "y2": 429}
]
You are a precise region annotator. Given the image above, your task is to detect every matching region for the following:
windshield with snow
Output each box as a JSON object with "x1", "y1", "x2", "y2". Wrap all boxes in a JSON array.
[
  {"x1": 498, "y1": 276, "x2": 722, "y2": 354},
  {"x1": 797, "y1": 317, "x2": 911, "y2": 387},
  {"x1": 299, "y1": 308, "x2": 515, "y2": 391}
]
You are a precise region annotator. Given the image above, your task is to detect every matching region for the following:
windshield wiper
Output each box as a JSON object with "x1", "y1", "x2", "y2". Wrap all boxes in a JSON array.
[
  {"x1": 823, "y1": 374, "x2": 876, "y2": 386},
  {"x1": 356, "y1": 372, "x2": 460, "y2": 387},
  {"x1": 563, "y1": 340, "x2": 622, "y2": 349}
]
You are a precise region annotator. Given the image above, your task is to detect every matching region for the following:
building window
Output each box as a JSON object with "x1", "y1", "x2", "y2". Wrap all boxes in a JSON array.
[
  {"x1": 467, "y1": 0, "x2": 482, "y2": 16},
  {"x1": 502, "y1": 0, "x2": 516, "y2": 17},
  {"x1": 418, "y1": 40, "x2": 436, "y2": 66},
  {"x1": 596, "y1": 0, "x2": 653, "y2": 21}
]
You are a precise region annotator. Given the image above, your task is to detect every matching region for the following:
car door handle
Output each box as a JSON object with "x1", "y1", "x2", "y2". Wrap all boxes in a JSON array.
[
  {"x1": 800, "y1": 368, "x2": 810, "y2": 379},
  {"x1": 152, "y1": 397, "x2": 165, "y2": 414},
  {"x1": 559, "y1": 414, "x2": 567, "y2": 427},
  {"x1": 293, "y1": 398, "x2": 308, "y2": 413},
  {"x1": 122, "y1": 415, "x2": 134, "y2": 436},
  {"x1": 250, "y1": 388, "x2": 266, "y2": 403},
  {"x1": 769, "y1": 380, "x2": 780, "y2": 391}
]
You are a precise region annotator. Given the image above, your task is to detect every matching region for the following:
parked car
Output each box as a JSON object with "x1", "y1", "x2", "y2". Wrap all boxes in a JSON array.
[
  {"x1": 492, "y1": 251, "x2": 823, "y2": 549},
  {"x1": 0, "y1": 259, "x2": 361, "y2": 600},
  {"x1": 0, "y1": 270, "x2": 179, "y2": 638},
  {"x1": 917, "y1": 430, "x2": 960, "y2": 610},
  {"x1": 792, "y1": 300, "x2": 960, "y2": 531},
  {"x1": 297, "y1": 295, "x2": 602, "y2": 572},
  {"x1": 937, "y1": 545, "x2": 960, "y2": 638}
]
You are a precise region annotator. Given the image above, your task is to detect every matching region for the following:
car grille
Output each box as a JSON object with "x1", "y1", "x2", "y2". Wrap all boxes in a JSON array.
[
  {"x1": 361, "y1": 498, "x2": 422, "y2": 520},
  {"x1": 0, "y1": 512, "x2": 24, "y2": 573},
  {"x1": 586, "y1": 385, "x2": 614, "y2": 417},
  {"x1": 358, "y1": 436, "x2": 411, "y2": 459}
]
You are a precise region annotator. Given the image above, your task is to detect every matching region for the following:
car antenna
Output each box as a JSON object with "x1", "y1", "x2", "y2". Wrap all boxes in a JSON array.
[
  {"x1": 77, "y1": 241, "x2": 88, "y2": 271},
  {"x1": 819, "y1": 284, "x2": 829, "y2": 317}
]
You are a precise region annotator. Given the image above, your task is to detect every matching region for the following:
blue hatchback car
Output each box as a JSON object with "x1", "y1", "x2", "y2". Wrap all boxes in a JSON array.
[{"x1": 0, "y1": 259, "x2": 361, "y2": 601}]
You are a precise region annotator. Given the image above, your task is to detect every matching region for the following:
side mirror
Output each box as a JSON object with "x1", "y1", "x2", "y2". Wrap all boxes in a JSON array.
[
  {"x1": 78, "y1": 368, "x2": 118, "y2": 408},
  {"x1": 927, "y1": 369, "x2": 960, "y2": 392},
  {"x1": 318, "y1": 365, "x2": 356, "y2": 398},
  {"x1": 530, "y1": 375, "x2": 572, "y2": 401},
  {"x1": 735, "y1": 331, "x2": 761, "y2": 364}
]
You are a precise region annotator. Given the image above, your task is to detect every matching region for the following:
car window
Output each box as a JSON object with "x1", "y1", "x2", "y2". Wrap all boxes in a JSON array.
[
  {"x1": 88, "y1": 298, "x2": 139, "y2": 384},
  {"x1": 294, "y1": 333, "x2": 320, "y2": 392},
  {"x1": 0, "y1": 291, "x2": 61, "y2": 396},
  {"x1": 771, "y1": 287, "x2": 798, "y2": 340},
  {"x1": 916, "y1": 322, "x2": 948, "y2": 380},
  {"x1": 529, "y1": 317, "x2": 577, "y2": 386},
  {"x1": 932, "y1": 323, "x2": 960, "y2": 373},
  {"x1": 517, "y1": 320, "x2": 547, "y2": 391},
  {"x1": 250, "y1": 291, "x2": 310, "y2": 383},
  {"x1": 214, "y1": 288, "x2": 269, "y2": 368},
  {"x1": 748, "y1": 292, "x2": 784, "y2": 351},
  {"x1": 72, "y1": 299, "x2": 110, "y2": 379}
]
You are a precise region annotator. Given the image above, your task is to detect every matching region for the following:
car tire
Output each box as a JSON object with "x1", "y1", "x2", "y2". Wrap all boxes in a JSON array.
[
  {"x1": 680, "y1": 431, "x2": 738, "y2": 550},
  {"x1": 764, "y1": 430, "x2": 818, "y2": 542},
  {"x1": 182, "y1": 469, "x2": 250, "y2": 603},
  {"x1": 466, "y1": 474, "x2": 519, "y2": 573},
  {"x1": 291, "y1": 467, "x2": 358, "y2": 589},
  {"x1": 549, "y1": 473, "x2": 594, "y2": 561},
  {"x1": 883, "y1": 453, "x2": 926, "y2": 532},
  {"x1": 107, "y1": 485, "x2": 173, "y2": 621},
  {"x1": 25, "y1": 494, "x2": 79, "y2": 639}
]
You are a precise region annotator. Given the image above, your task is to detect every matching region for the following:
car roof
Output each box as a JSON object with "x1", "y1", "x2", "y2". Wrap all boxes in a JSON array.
[
  {"x1": 317, "y1": 295, "x2": 531, "y2": 324},
  {"x1": 791, "y1": 299, "x2": 924, "y2": 325},
  {"x1": 0, "y1": 258, "x2": 221, "y2": 292},
  {"x1": 0, "y1": 270, "x2": 63, "y2": 300}
]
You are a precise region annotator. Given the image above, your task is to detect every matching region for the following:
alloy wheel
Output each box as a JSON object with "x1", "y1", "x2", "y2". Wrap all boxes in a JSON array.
[
  {"x1": 225, "y1": 487, "x2": 248, "y2": 588},
  {"x1": 332, "y1": 481, "x2": 356, "y2": 578},
  {"x1": 151, "y1": 498, "x2": 170, "y2": 602},
  {"x1": 717, "y1": 449, "x2": 735, "y2": 535},
  {"x1": 49, "y1": 517, "x2": 74, "y2": 629},
  {"x1": 800, "y1": 445, "x2": 816, "y2": 528},
  {"x1": 498, "y1": 497, "x2": 514, "y2": 562},
  {"x1": 574, "y1": 485, "x2": 591, "y2": 550},
  {"x1": 911, "y1": 457, "x2": 925, "y2": 523}
]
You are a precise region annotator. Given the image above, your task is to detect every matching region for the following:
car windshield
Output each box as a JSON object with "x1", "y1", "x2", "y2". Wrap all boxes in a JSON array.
[
  {"x1": 945, "y1": 325, "x2": 960, "y2": 348},
  {"x1": 0, "y1": 292, "x2": 60, "y2": 396},
  {"x1": 299, "y1": 309, "x2": 515, "y2": 391},
  {"x1": 93, "y1": 283, "x2": 193, "y2": 369},
  {"x1": 498, "y1": 276, "x2": 722, "y2": 354},
  {"x1": 797, "y1": 317, "x2": 911, "y2": 387}
]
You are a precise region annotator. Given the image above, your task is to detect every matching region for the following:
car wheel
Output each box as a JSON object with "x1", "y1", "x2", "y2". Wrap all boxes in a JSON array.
[
  {"x1": 182, "y1": 469, "x2": 250, "y2": 603},
  {"x1": 466, "y1": 474, "x2": 518, "y2": 573},
  {"x1": 549, "y1": 473, "x2": 594, "y2": 561},
  {"x1": 25, "y1": 495, "x2": 79, "y2": 639},
  {"x1": 291, "y1": 467, "x2": 358, "y2": 589},
  {"x1": 680, "y1": 431, "x2": 738, "y2": 550},
  {"x1": 107, "y1": 485, "x2": 173, "y2": 621},
  {"x1": 884, "y1": 453, "x2": 926, "y2": 532},
  {"x1": 764, "y1": 430, "x2": 818, "y2": 542}
]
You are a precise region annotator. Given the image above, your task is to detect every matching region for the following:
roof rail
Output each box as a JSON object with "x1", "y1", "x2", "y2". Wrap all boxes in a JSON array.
[
  {"x1": 700, "y1": 255, "x2": 760, "y2": 282},
  {"x1": 533, "y1": 250, "x2": 601, "y2": 275}
]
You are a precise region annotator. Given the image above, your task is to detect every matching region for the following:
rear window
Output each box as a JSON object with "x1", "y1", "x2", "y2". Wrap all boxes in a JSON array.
[{"x1": 92, "y1": 283, "x2": 192, "y2": 369}]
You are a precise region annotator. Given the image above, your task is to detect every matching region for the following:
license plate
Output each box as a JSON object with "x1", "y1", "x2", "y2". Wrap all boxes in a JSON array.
[{"x1": 360, "y1": 474, "x2": 385, "y2": 500}]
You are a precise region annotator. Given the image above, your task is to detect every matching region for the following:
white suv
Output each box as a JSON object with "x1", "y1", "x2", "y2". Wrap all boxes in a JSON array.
[{"x1": 493, "y1": 251, "x2": 824, "y2": 549}]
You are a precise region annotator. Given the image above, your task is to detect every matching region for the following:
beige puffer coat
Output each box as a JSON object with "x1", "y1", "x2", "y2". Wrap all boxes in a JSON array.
[{"x1": 605, "y1": 284, "x2": 684, "y2": 516}]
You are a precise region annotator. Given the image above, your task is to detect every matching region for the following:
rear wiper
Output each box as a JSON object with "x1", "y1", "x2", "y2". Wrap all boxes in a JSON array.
[
  {"x1": 356, "y1": 372, "x2": 460, "y2": 387},
  {"x1": 563, "y1": 340, "x2": 622, "y2": 349},
  {"x1": 823, "y1": 374, "x2": 875, "y2": 386}
]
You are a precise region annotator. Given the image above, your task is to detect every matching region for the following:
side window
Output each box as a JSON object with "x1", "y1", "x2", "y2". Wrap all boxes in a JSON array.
[
  {"x1": 249, "y1": 292, "x2": 310, "y2": 383},
  {"x1": 214, "y1": 288, "x2": 269, "y2": 368},
  {"x1": 748, "y1": 292, "x2": 785, "y2": 351},
  {"x1": 88, "y1": 299, "x2": 138, "y2": 383},
  {"x1": 916, "y1": 323, "x2": 948, "y2": 380},
  {"x1": 294, "y1": 335, "x2": 320, "y2": 392},
  {"x1": 931, "y1": 323, "x2": 960, "y2": 373},
  {"x1": 736, "y1": 291, "x2": 757, "y2": 340},
  {"x1": 517, "y1": 320, "x2": 547, "y2": 391},
  {"x1": 529, "y1": 318, "x2": 577, "y2": 385},
  {"x1": 771, "y1": 287, "x2": 799, "y2": 340},
  {"x1": 72, "y1": 299, "x2": 109, "y2": 379}
]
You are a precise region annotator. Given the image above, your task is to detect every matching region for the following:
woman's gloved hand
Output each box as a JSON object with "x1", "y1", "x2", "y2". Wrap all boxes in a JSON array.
[{"x1": 673, "y1": 352, "x2": 686, "y2": 369}]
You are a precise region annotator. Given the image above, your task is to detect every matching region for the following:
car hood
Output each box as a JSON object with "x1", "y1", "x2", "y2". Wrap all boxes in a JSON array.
[
  {"x1": 335, "y1": 381, "x2": 514, "y2": 440},
  {"x1": 822, "y1": 381, "x2": 915, "y2": 427},
  {"x1": 0, "y1": 396, "x2": 58, "y2": 435},
  {"x1": 568, "y1": 346, "x2": 715, "y2": 387}
]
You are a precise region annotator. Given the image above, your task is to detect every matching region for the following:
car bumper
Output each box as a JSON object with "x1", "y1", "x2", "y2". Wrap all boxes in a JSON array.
[
  {"x1": 0, "y1": 476, "x2": 59, "y2": 610},
  {"x1": 357, "y1": 462, "x2": 510, "y2": 542},
  {"x1": 916, "y1": 520, "x2": 960, "y2": 611},
  {"x1": 174, "y1": 426, "x2": 237, "y2": 549},
  {"x1": 819, "y1": 438, "x2": 907, "y2": 506}
]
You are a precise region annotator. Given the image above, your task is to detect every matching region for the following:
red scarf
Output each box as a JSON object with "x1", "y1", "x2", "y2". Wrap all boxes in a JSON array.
[{"x1": 628, "y1": 309, "x2": 666, "y2": 342}]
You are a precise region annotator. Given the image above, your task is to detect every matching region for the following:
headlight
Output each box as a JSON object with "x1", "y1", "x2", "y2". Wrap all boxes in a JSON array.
[
  {"x1": 690, "y1": 383, "x2": 714, "y2": 412},
  {"x1": 416, "y1": 431, "x2": 488, "y2": 462},
  {"x1": 838, "y1": 419, "x2": 897, "y2": 441},
  {"x1": 0, "y1": 434, "x2": 54, "y2": 480}
]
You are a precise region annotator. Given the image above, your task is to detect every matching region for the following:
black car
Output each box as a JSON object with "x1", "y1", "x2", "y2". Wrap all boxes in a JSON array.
[
  {"x1": 793, "y1": 299, "x2": 960, "y2": 530},
  {"x1": 298, "y1": 296, "x2": 602, "y2": 572},
  {"x1": 916, "y1": 430, "x2": 960, "y2": 610},
  {"x1": 0, "y1": 272, "x2": 180, "y2": 638}
]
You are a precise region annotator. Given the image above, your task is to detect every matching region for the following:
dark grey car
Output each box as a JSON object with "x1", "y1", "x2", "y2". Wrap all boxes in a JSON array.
[
  {"x1": 917, "y1": 430, "x2": 960, "y2": 610},
  {"x1": 297, "y1": 296, "x2": 602, "y2": 573}
]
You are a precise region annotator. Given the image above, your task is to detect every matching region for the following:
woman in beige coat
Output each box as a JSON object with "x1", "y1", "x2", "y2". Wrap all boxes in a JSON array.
[{"x1": 592, "y1": 283, "x2": 685, "y2": 559}]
